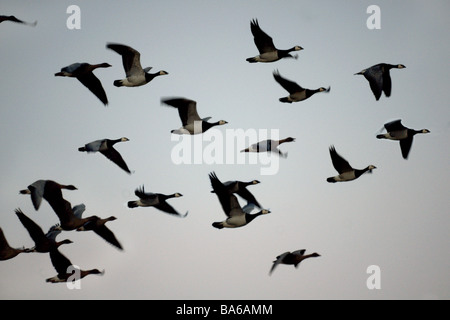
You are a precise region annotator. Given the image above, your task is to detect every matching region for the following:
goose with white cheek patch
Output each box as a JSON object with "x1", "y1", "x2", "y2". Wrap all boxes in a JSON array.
[
  {"x1": 241, "y1": 137, "x2": 295, "y2": 158},
  {"x1": 106, "y1": 43, "x2": 168, "y2": 87},
  {"x1": 78, "y1": 137, "x2": 133, "y2": 174},
  {"x1": 376, "y1": 119, "x2": 430, "y2": 159},
  {"x1": 273, "y1": 70, "x2": 330, "y2": 103},
  {"x1": 210, "y1": 178, "x2": 263, "y2": 209},
  {"x1": 354, "y1": 63, "x2": 405, "y2": 100},
  {"x1": 46, "y1": 248, "x2": 104, "y2": 283},
  {"x1": 161, "y1": 97, "x2": 228, "y2": 135},
  {"x1": 327, "y1": 145, "x2": 376, "y2": 183},
  {"x1": 246, "y1": 19, "x2": 303, "y2": 63},
  {"x1": 55, "y1": 62, "x2": 111, "y2": 106},
  {"x1": 128, "y1": 185, "x2": 188, "y2": 218},
  {"x1": 209, "y1": 172, "x2": 270, "y2": 229}
]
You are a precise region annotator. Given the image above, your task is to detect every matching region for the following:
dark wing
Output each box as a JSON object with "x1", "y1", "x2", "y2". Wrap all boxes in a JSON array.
[
  {"x1": 329, "y1": 146, "x2": 353, "y2": 173},
  {"x1": 273, "y1": 70, "x2": 304, "y2": 94},
  {"x1": 14, "y1": 208, "x2": 46, "y2": 245},
  {"x1": 77, "y1": 73, "x2": 108, "y2": 105},
  {"x1": 209, "y1": 172, "x2": 242, "y2": 217},
  {"x1": 250, "y1": 19, "x2": 276, "y2": 53},
  {"x1": 384, "y1": 119, "x2": 406, "y2": 132},
  {"x1": 100, "y1": 147, "x2": 132, "y2": 174},
  {"x1": 93, "y1": 225, "x2": 123, "y2": 250},
  {"x1": 269, "y1": 252, "x2": 290, "y2": 275},
  {"x1": 49, "y1": 248, "x2": 72, "y2": 275},
  {"x1": 0, "y1": 227, "x2": 11, "y2": 251},
  {"x1": 0, "y1": 15, "x2": 37, "y2": 26},
  {"x1": 161, "y1": 97, "x2": 201, "y2": 126},
  {"x1": 106, "y1": 43, "x2": 142, "y2": 77},
  {"x1": 155, "y1": 198, "x2": 188, "y2": 217},
  {"x1": 291, "y1": 249, "x2": 306, "y2": 256},
  {"x1": 236, "y1": 188, "x2": 262, "y2": 209},
  {"x1": 364, "y1": 65, "x2": 383, "y2": 100},
  {"x1": 134, "y1": 185, "x2": 158, "y2": 201},
  {"x1": 382, "y1": 68, "x2": 392, "y2": 97},
  {"x1": 399, "y1": 137, "x2": 414, "y2": 159}
]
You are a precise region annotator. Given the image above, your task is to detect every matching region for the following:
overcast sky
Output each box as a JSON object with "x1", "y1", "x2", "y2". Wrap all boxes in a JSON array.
[{"x1": 1, "y1": 1, "x2": 449, "y2": 300}]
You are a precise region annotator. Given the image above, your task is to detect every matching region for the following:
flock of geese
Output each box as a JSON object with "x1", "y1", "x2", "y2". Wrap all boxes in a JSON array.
[{"x1": 1, "y1": 14, "x2": 431, "y2": 284}]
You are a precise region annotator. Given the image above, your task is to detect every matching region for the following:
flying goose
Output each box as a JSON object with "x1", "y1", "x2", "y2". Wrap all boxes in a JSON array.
[
  {"x1": 269, "y1": 250, "x2": 321, "y2": 275},
  {"x1": 128, "y1": 185, "x2": 188, "y2": 218},
  {"x1": 327, "y1": 145, "x2": 376, "y2": 183},
  {"x1": 14, "y1": 208, "x2": 72, "y2": 253},
  {"x1": 78, "y1": 137, "x2": 133, "y2": 174},
  {"x1": 376, "y1": 119, "x2": 430, "y2": 159},
  {"x1": 273, "y1": 70, "x2": 330, "y2": 103},
  {"x1": 355, "y1": 63, "x2": 406, "y2": 100},
  {"x1": 19, "y1": 180, "x2": 77, "y2": 211},
  {"x1": 55, "y1": 62, "x2": 111, "y2": 106},
  {"x1": 241, "y1": 137, "x2": 295, "y2": 158},
  {"x1": 161, "y1": 97, "x2": 228, "y2": 135},
  {"x1": 46, "y1": 248, "x2": 104, "y2": 283},
  {"x1": 106, "y1": 43, "x2": 168, "y2": 87},
  {"x1": 246, "y1": 19, "x2": 303, "y2": 63},
  {"x1": 0, "y1": 227, "x2": 31, "y2": 261},
  {"x1": 0, "y1": 15, "x2": 37, "y2": 26},
  {"x1": 209, "y1": 172, "x2": 270, "y2": 229},
  {"x1": 210, "y1": 178, "x2": 263, "y2": 209},
  {"x1": 77, "y1": 215, "x2": 123, "y2": 250}
]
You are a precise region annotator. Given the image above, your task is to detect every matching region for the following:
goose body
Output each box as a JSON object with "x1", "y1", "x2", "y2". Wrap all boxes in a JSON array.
[
  {"x1": 269, "y1": 250, "x2": 320, "y2": 275},
  {"x1": 0, "y1": 227, "x2": 31, "y2": 260},
  {"x1": 46, "y1": 248, "x2": 104, "y2": 283},
  {"x1": 161, "y1": 97, "x2": 227, "y2": 135},
  {"x1": 273, "y1": 70, "x2": 330, "y2": 103},
  {"x1": 79, "y1": 137, "x2": 132, "y2": 174},
  {"x1": 0, "y1": 15, "x2": 37, "y2": 26},
  {"x1": 327, "y1": 145, "x2": 376, "y2": 183},
  {"x1": 241, "y1": 137, "x2": 295, "y2": 158},
  {"x1": 211, "y1": 179, "x2": 262, "y2": 209},
  {"x1": 247, "y1": 19, "x2": 302, "y2": 63},
  {"x1": 376, "y1": 119, "x2": 430, "y2": 159},
  {"x1": 106, "y1": 43, "x2": 168, "y2": 87},
  {"x1": 209, "y1": 172, "x2": 270, "y2": 229},
  {"x1": 19, "y1": 180, "x2": 77, "y2": 211},
  {"x1": 14, "y1": 208, "x2": 72, "y2": 253},
  {"x1": 128, "y1": 185, "x2": 188, "y2": 217},
  {"x1": 55, "y1": 62, "x2": 111, "y2": 105},
  {"x1": 355, "y1": 63, "x2": 405, "y2": 100}
]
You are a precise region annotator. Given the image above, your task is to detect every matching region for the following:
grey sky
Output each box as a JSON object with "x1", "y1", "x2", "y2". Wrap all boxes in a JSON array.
[{"x1": 1, "y1": 1, "x2": 449, "y2": 300}]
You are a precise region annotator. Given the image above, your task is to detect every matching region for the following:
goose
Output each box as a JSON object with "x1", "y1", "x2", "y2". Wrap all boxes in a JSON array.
[
  {"x1": 241, "y1": 137, "x2": 295, "y2": 158},
  {"x1": 14, "y1": 208, "x2": 72, "y2": 253},
  {"x1": 0, "y1": 15, "x2": 37, "y2": 26},
  {"x1": 106, "y1": 43, "x2": 168, "y2": 87},
  {"x1": 77, "y1": 216, "x2": 123, "y2": 250},
  {"x1": 246, "y1": 19, "x2": 303, "y2": 63},
  {"x1": 377, "y1": 119, "x2": 430, "y2": 159},
  {"x1": 19, "y1": 180, "x2": 77, "y2": 211},
  {"x1": 128, "y1": 185, "x2": 188, "y2": 218},
  {"x1": 269, "y1": 250, "x2": 321, "y2": 275},
  {"x1": 78, "y1": 137, "x2": 132, "y2": 174},
  {"x1": 273, "y1": 70, "x2": 330, "y2": 103},
  {"x1": 46, "y1": 248, "x2": 104, "y2": 283},
  {"x1": 210, "y1": 178, "x2": 262, "y2": 209},
  {"x1": 46, "y1": 198, "x2": 97, "y2": 232},
  {"x1": 327, "y1": 145, "x2": 376, "y2": 183},
  {"x1": 209, "y1": 172, "x2": 270, "y2": 229},
  {"x1": 161, "y1": 97, "x2": 228, "y2": 135},
  {"x1": 0, "y1": 227, "x2": 31, "y2": 261},
  {"x1": 355, "y1": 63, "x2": 406, "y2": 100},
  {"x1": 55, "y1": 62, "x2": 111, "y2": 106}
]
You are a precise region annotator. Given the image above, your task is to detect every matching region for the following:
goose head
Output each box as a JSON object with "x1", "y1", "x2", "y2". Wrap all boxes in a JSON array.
[
  {"x1": 396, "y1": 64, "x2": 406, "y2": 69},
  {"x1": 310, "y1": 252, "x2": 321, "y2": 258},
  {"x1": 120, "y1": 137, "x2": 130, "y2": 142},
  {"x1": 318, "y1": 86, "x2": 331, "y2": 92},
  {"x1": 173, "y1": 193, "x2": 183, "y2": 198},
  {"x1": 367, "y1": 165, "x2": 377, "y2": 173}
]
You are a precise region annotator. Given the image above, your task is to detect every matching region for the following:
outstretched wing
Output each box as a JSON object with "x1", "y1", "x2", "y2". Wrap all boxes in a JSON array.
[
  {"x1": 161, "y1": 97, "x2": 201, "y2": 126},
  {"x1": 273, "y1": 70, "x2": 303, "y2": 94},
  {"x1": 269, "y1": 252, "x2": 290, "y2": 275},
  {"x1": 100, "y1": 147, "x2": 132, "y2": 174},
  {"x1": 329, "y1": 146, "x2": 353, "y2": 174},
  {"x1": 77, "y1": 73, "x2": 108, "y2": 105},
  {"x1": 106, "y1": 43, "x2": 143, "y2": 78},
  {"x1": 250, "y1": 19, "x2": 276, "y2": 53}
]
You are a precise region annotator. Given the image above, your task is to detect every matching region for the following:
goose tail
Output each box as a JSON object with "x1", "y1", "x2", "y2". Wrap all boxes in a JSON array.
[
  {"x1": 127, "y1": 201, "x2": 139, "y2": 208},
  {"x1": 113, "y1": 80, "x2": 124, "y2": 87},
  {"x1": 212, "y1": 222, "x2": 224, "y2": 229}
]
